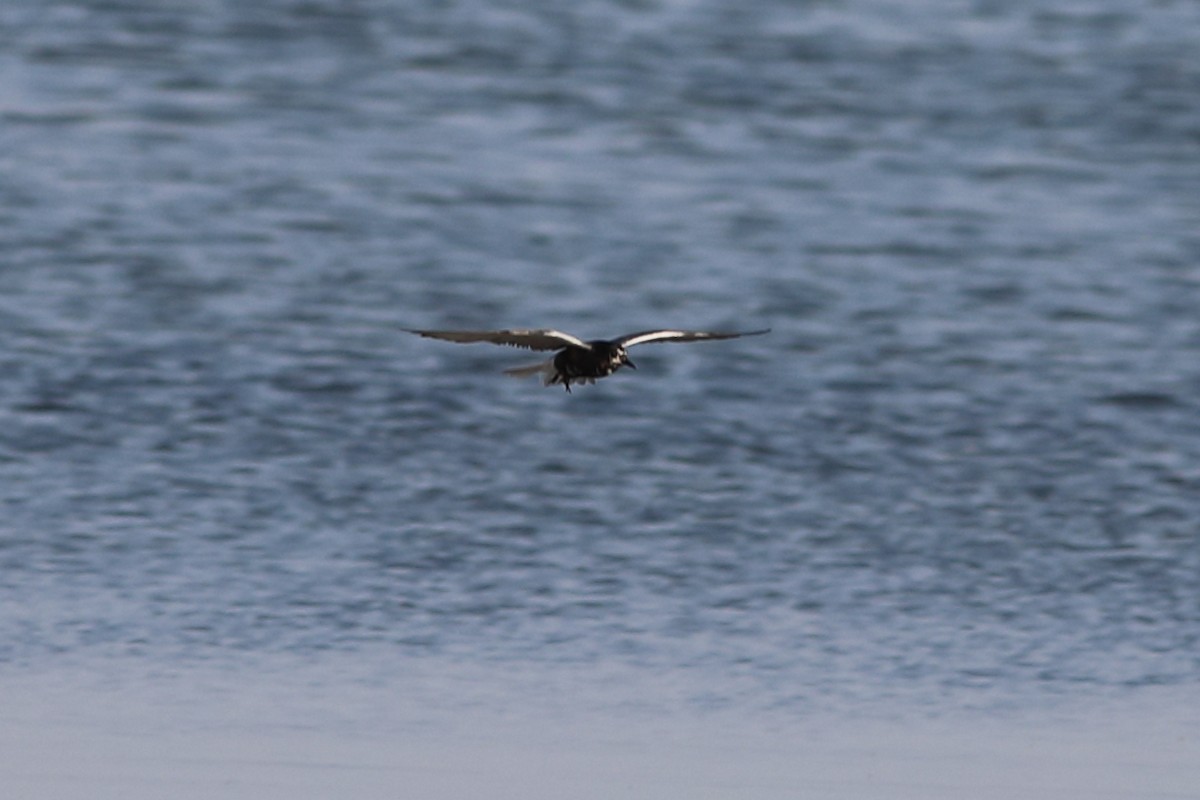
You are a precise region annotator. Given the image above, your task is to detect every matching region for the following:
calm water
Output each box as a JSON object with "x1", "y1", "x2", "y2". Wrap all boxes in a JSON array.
[{"x1": 2, "y1": 0, "x2": 1199, "y2": 730}]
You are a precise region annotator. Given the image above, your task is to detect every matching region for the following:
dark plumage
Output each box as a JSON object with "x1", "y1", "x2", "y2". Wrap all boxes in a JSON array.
[{"x1": 406, "y1": 327, "x2": 769, "y2": 392}]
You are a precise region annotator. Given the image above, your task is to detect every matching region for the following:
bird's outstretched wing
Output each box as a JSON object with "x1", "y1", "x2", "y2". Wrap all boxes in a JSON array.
[
  {"x1": 406, "y1": 328, "x2": 590, "y2": 351},
  {"x1": 614, "y1": 329, "x2": 770, "y2": 348}
]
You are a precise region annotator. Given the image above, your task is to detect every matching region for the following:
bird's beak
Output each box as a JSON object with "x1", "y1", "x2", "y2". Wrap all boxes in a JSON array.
[{"x1": 625, "y1": 358, "x2": 636, "y2": 370}]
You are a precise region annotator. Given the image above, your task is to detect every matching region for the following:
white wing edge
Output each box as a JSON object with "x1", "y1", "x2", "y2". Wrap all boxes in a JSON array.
[{"x1": 618, "y1": 329, "x2": 771, "y2": 348}]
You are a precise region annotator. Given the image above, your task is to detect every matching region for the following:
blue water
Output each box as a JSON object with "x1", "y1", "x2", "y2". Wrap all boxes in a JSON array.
[{"x1": 2, "y1": 0, "x2": 1199, "y2": 727}]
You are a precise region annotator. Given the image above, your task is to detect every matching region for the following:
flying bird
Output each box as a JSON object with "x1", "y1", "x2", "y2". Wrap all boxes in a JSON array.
[{"x1": 407, "y1": 327, "x2": 770, "y2": 392}]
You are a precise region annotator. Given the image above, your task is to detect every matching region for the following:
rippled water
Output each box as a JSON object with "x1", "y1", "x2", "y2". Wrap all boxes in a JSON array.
[{"x1": 2, "y1": 0, "x2": 1199, "y2": 739}]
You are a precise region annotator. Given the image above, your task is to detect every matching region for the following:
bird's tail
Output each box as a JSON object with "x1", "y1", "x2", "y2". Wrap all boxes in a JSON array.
[{"x1": 503, "y1": 358, "x2": 557, "y2": 385}]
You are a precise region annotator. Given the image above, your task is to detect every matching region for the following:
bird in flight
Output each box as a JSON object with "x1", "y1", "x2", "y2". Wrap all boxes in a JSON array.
[{"x1": 407, "y1": 327, "x2": 770, "y2": 392}]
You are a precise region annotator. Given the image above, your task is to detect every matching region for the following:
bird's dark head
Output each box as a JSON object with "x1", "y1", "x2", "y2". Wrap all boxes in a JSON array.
[{"x1": 588, "y1": 340, "x2": 635, "y2": 375}]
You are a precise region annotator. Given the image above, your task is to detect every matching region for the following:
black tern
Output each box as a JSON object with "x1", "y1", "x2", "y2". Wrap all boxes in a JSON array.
[{"x1": 407, "y1": 327, "x2": 770, "y2": 391}]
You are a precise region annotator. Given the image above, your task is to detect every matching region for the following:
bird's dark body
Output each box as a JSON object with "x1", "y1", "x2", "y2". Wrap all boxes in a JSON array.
[
  {"x1": 550, "y1": 341, "x2": 631, "y2": 391},
  {"x1": 405, "y1": 326, "x2": 769, "y2": 392}
]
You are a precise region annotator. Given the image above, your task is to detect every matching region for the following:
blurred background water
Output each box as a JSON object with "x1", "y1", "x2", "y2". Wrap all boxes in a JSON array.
[{"x1": 1, "y1": 0, "x2": 1199, "y2": 731}]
